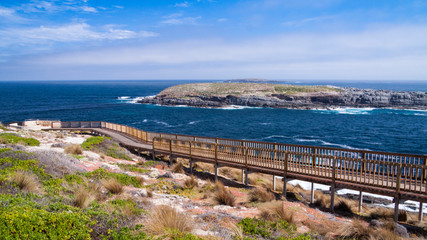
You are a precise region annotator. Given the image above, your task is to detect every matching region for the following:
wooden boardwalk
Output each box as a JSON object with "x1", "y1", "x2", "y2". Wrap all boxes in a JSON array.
[{"x1": 48, "y1": 120, "x2": 426, "y2": 221}]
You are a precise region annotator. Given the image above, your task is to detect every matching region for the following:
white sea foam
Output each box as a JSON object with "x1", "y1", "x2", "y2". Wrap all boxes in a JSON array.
[
  {"x1": 261, "y1": 135, "x2": 290, "y2": 140},
  {"x1": 189, "y1": 121, "x2": 201, "y2": 125},
  {"x1": 220, "y1": 105, "x2": 263, "y2": 110},
  {"x1": 117, "y1": 96, "x2": 130, "y2": 100},
  {"x1": 314, "y1": 107, "x2": 375, "y2": 115}
]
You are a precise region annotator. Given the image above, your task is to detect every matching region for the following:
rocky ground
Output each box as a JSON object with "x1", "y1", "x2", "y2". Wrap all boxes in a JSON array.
[
  {"x1": 138, "y1": 83, "x2": 427, "y2": 110},
  {"x1": 1, "y1": 124, "x2": 426, "y2": 239}
]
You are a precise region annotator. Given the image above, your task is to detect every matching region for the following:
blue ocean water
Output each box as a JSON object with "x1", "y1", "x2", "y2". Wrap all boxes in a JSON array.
[{"x1": 0, "y1": 80, "x2": 426, "y2": 155}]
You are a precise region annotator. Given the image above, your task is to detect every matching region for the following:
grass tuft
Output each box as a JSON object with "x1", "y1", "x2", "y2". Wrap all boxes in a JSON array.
[
  {"x1": 10, "y1": 170, "x2": 40, "y2": 193},
  {"x1": 336, "y1": 219, "x2": 400, "y2": 240},
  {"x1": 64, "y1": 144, "x2": 83, "y2": 155},
  {"x1": 259, "y1": 201, "x2": 295, "y2": 224},
  {"x1": 146, "y1": 205, "x2": 193, "y2": 235},
  {"x1": 73, "y1": 186, "x2": 92, "y2": 209},
  {"x1": 212, "y1": 181, "x2": 236, "y2": 206},
  {"x1": 171, "y1": 162, "x2": 185, "y2": 173},
  {"x1": 248, "y1": 187, "x2": 275, "y2": 203},
  {"x1": 102, "y1": 178, "x2": 123, "y2": 194},
  {"x1": 183, "y1": 176, "x2": 198, "y2": 189}
]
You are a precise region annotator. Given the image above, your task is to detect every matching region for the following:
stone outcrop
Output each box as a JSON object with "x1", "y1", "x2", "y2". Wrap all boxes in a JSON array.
[{"x1": 138, "y1": 85, "x2": 427, "y2": 110}]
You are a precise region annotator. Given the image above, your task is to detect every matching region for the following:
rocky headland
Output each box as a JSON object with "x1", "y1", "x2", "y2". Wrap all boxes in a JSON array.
[{"x1": 137, "y1": 83, "x2": 427, "y2": 110}]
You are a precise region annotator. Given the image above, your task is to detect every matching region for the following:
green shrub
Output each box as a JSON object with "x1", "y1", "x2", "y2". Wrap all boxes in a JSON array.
[
  {"x1": 118, "y1": 164, "x2": 150, "y2": 174},
  {"x1": 81, "y1": 136, "x2": 107, "y2": 150},
  {"x1": 237, "y1": 217, "x2": 296, "y2": 239},
  {"x1": 85, "y1": 168, "x2": 142, "y2": 188},
  {"x1": 0, "y1": 123, "x2": 7, "y2": 131},
  {"x1": 0, "y1": 206, "x2": 91, "y2": 239},
  {"x1": 81, "y1": 137, "x2": 131, "y2": 160},
  {"x1": 0, "y1": 133, "x2": 40, "y2": 146}
]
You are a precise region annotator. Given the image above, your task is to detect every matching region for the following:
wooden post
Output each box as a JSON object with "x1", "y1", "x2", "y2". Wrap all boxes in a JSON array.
[
  {"x1": 359, "y1": 191, "x2": 363, "y2": 213},
  {"x1": 190, "y1": 160, "x2": 193, "y2": 174},
  {"x1": 394, "y1": 164, "x2": 402, "y2": 222},
  {"x1": 311, "y1": 182, "x2": 315, "y2": 204},
  {"x1": 282, "y1": 177, "x2": 287, "y2": 199},
  {"x1": 330, "y1": 157, "x2": 337, "y2": 211},
  {"x1": 241, "y1": 169, "x2": 245, "y2": 183},
  {"x1": 215, "y1": 164, "x2": 218, "y2": 181},
  {"x1": 215, "y1": 139, "x2": 218, "y2": 165},
  {"x1": 419, "y1": 202, "x2": 424, "y2": 222},
  {"x1": 245, "y1": 170, "x2": 249, "y2": 186},
  {"x1": 273, "y1": 176, "x2": 276, "y2": 191},
  {"x1": 422, "y1": 157, "x2": 427, "y2": 183}
]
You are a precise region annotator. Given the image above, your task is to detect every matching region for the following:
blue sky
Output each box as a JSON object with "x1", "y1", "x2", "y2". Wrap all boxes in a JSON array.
[{"x1": 0, "y1": 0, "x2": 426, "y2": 81}]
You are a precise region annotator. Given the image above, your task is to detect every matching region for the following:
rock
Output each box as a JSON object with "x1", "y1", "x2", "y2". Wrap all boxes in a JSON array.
[
  {"x1": 129, "y1": 189, "x2": 148, "y2": 198},
  {"x1": 369, "y1": 219, "x2": 384, "y2": 229},
  {"x1": 149, "y1": 170, "x2": 161, "y2": 178},
  {"x1": 155, "y1": 165, "x2": 164, "y2": 170},
  {"x1": 158, "y1": 171, "x2": 173, "y2": 179},
  {"x1": 51, "y1": 143, "x2": 65, "y2": 148},
  {"x1": 393, "y1": 223, "x2": 409, "y2": 238}
]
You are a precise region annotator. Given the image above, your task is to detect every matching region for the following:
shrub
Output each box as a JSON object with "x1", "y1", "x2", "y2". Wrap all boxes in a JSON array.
[
  {"x1": 237, "y1": 217, "x2": 295, "y2": 239},
  {"x1": 81, "y1": 136, "x2": 106, "y2": 150},
  {"x1": 74, "y1": 186, "x2": 92, "y2": 209},
  {"x1": 33, "y1": 150, "x2": 85, "y2": 178},
  {"x1": 0, "y1": 133, "x2": 40, "y2": 146},
  {"x1": 146, "y1": 205, "x2": 193, "y2": 235},
  {"x1": 82, "y1": 136, "x2": 131, "y2": 160},
  {"x1": 212, "y1": 181, "x2": 236, "y2": 206},
  {"x1": 0, "y1": 206, "x2": 91, "y2": 239},
  {"x1": 248, "y1": 187, "x2": 275, "y2": 203},
  {"x1": 369, "y1": 208, "x2": 408, "y2": 222},
  {"x1": 10, "y1": 171, "x2": 40, "y2": 193},
  {"x1": 102, "y1": 178, "x2": 123, "y2": 194},
  {"x1": 85, "y1": 168, "x2": 142, "y2": 187},
  {"x1": 65, "y1": 144, "x2": 83, "y2": 155},
  {"x1": 183, "y1": 176, "x2": 198, "y2": 189},
  {"x1": 0, "y1": 123, "x2": 7, "y2": 131}
]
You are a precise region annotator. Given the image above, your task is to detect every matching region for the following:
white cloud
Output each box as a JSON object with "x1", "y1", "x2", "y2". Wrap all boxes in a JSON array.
[
  {"x1": 81, "y1": 6, "x2": 97, "y2": 13},
  {"x1": 3, "y1": 24, "x2": 427, "y2": 80},
  {"x1": 0, "y1": 6, "x2": 27, "y2": 22},
  {"x1": 283, "y1": 15, "x2": 336, "y2": 27},
  {"x1": 0, "y1": 23, "x2": 157, "y2": 46},
  {"x1": 217, "y1": 18, "x2": 227, "y2": 22},
  {"x1": 161, "y1": 16, "x2": 201, "y2": 25},
  {"x1": 174, "y1": 1, "x2": 190, "y2": 7}
]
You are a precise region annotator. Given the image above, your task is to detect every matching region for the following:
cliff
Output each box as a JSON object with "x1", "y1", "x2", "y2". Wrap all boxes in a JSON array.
[{"x1": 137, "y1": 83, "x2": 427, "y2": 110}]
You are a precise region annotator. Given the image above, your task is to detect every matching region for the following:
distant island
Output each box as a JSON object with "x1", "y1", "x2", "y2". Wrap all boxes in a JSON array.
[{"x1": 138, "y1": 83, "x2": 427, "y2": 110}]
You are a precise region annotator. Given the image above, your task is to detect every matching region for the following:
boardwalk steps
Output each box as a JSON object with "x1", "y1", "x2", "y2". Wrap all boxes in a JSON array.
[{"x1": 32, "y1": 120, "x2": 426, "y2": 222}]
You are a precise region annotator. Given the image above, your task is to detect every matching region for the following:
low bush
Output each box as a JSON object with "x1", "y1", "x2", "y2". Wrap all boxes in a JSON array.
[
  {"x1": 336, "y1": 219, "x2": 400, "y2": 240},
  {"x1": 0, "y1": 205, "x2": 91, "y2": 239},
  {"x1": 171, "y1": 162, "x2": 185, "y2": 173},
  {"x1": 85, "y1": 168, "x2": 142, "y2": 188},
  {"x1": 65, "y1": 144, "x2": 83, "y2": 155},
  {"x1": 237, "y1": 217, "x2": 296, "y2": 239},
  {"x1": 146, "y1": 205, "x2": 193, "y2": 235},
  {"x1": 259, "y1": 201, "x2": 295, "y2": 225},
  {"x1": 81, "y1": 136, "x2": 131, "y2": 160},
  {"x1": 0, "y1": 133, "x2": 40, "y2": 146}
]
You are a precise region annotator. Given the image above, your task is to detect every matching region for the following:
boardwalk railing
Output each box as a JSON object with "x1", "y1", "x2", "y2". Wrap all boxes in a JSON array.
[{"x1": 56, "y1": 121, "x2": 427, "y2": 200}]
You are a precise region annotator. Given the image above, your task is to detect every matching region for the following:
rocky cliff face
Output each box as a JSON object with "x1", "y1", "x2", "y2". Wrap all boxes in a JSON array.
[{"x1": 138, "y1": 86, "x2": 427, "y2": 110}]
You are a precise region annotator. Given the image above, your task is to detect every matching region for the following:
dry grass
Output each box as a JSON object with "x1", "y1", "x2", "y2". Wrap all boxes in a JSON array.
[
  {"x1": 248, "y1": 187, "x2": 275, "y2": 203},
  {"x1": 336, "y1": 219, "x2": 400, "y2": 240},
  {"x1": 259, "y1": 201, "x2": 295, "y2": 224},
  {"x1": 369, "y1": 207, "x2": 408, "y2": 222},
  {"x1": 136, "y1": 176, "x2": 145, "y2": 185},
  {"x1": 73, "y1": 186, "x2": 92, "y2": 208},
  {"x1": 212, "y1": 181, "x2": 236, "y2": 206},
  {"x1": 183, "y1": 176, "x2": 198, "y2": 189},
  {"x1": 145, "y1": 205, "x2": 193, "y2": 235},
  {"x1": 102, "y1": 178, "x2": 123, "y2": 194},
  {"x1": 171, "y1": 162, "x2": 185, "y2": 173},
  {"x1": 64, "y1": 144, "x2": 83, "y2": 155},
  {"x1": 10, "y1": 171, "x2": 40, "y2": 193}
]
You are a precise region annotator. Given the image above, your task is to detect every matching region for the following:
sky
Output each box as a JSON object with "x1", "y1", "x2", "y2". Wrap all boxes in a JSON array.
[{"x1": 0, "y1": 0, "x2": 427, "y2": 81}]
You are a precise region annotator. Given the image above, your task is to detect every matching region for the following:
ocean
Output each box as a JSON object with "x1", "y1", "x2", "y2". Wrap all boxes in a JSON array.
[{"x1": 0, "y1": 80, "x2": 426, "y2": 155}]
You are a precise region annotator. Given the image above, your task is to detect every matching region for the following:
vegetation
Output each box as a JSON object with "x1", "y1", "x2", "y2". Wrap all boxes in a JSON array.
[
  {"x1": 157, "y1": 82, "x2": 341, "y2": 98},
  {"x1": 0, "y1": 123, "x2": 7, "y2": 131},
  {"x1": 65, "y1": 144, "x2": 83, "y2": 155},
  {"x1": 0, "y1": 133, "x2": 40, "y2": 146},
  {"x1": 10, "y1": 170, "x2": 41, "y2": 193},
  {"x1": 146, "y1": 205, "x2": 193, "y2": 235},
  {"x1": 212, "y1": 181, "x2": 236, "y2": 206},
  {"x1": 81, "y1": 136, "x2": 131, "y2": 160},
  {"x1": 236, "y1": 217, "x2": 309, "y2": 240},
  {"x1": 101, "y1": 178, "x2": 123, "y2": 194},
  {"x1": 248, "y1": 187, "x2": 275, "y2": 203}
]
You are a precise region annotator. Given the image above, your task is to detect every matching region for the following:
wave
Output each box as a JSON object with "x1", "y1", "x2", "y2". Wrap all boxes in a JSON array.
[
  {"x1": 188, "y1": 121, "x2": 201, "y2": 125},
  {"x1": 293, "y1": 137, "x2": 368, "y2": 150},
  {"x1": 117, "y1": 96, "x2": 130, "y2": 100},
  {"x1": 220, "y1": 105, "x2": 263, "y2": 110},
  {"x1": 314, "y1": 107, "x2": 427, "y2": 116},
  {"x1": 117, "y1": 96, "x2": 155, "y2": 104}
]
